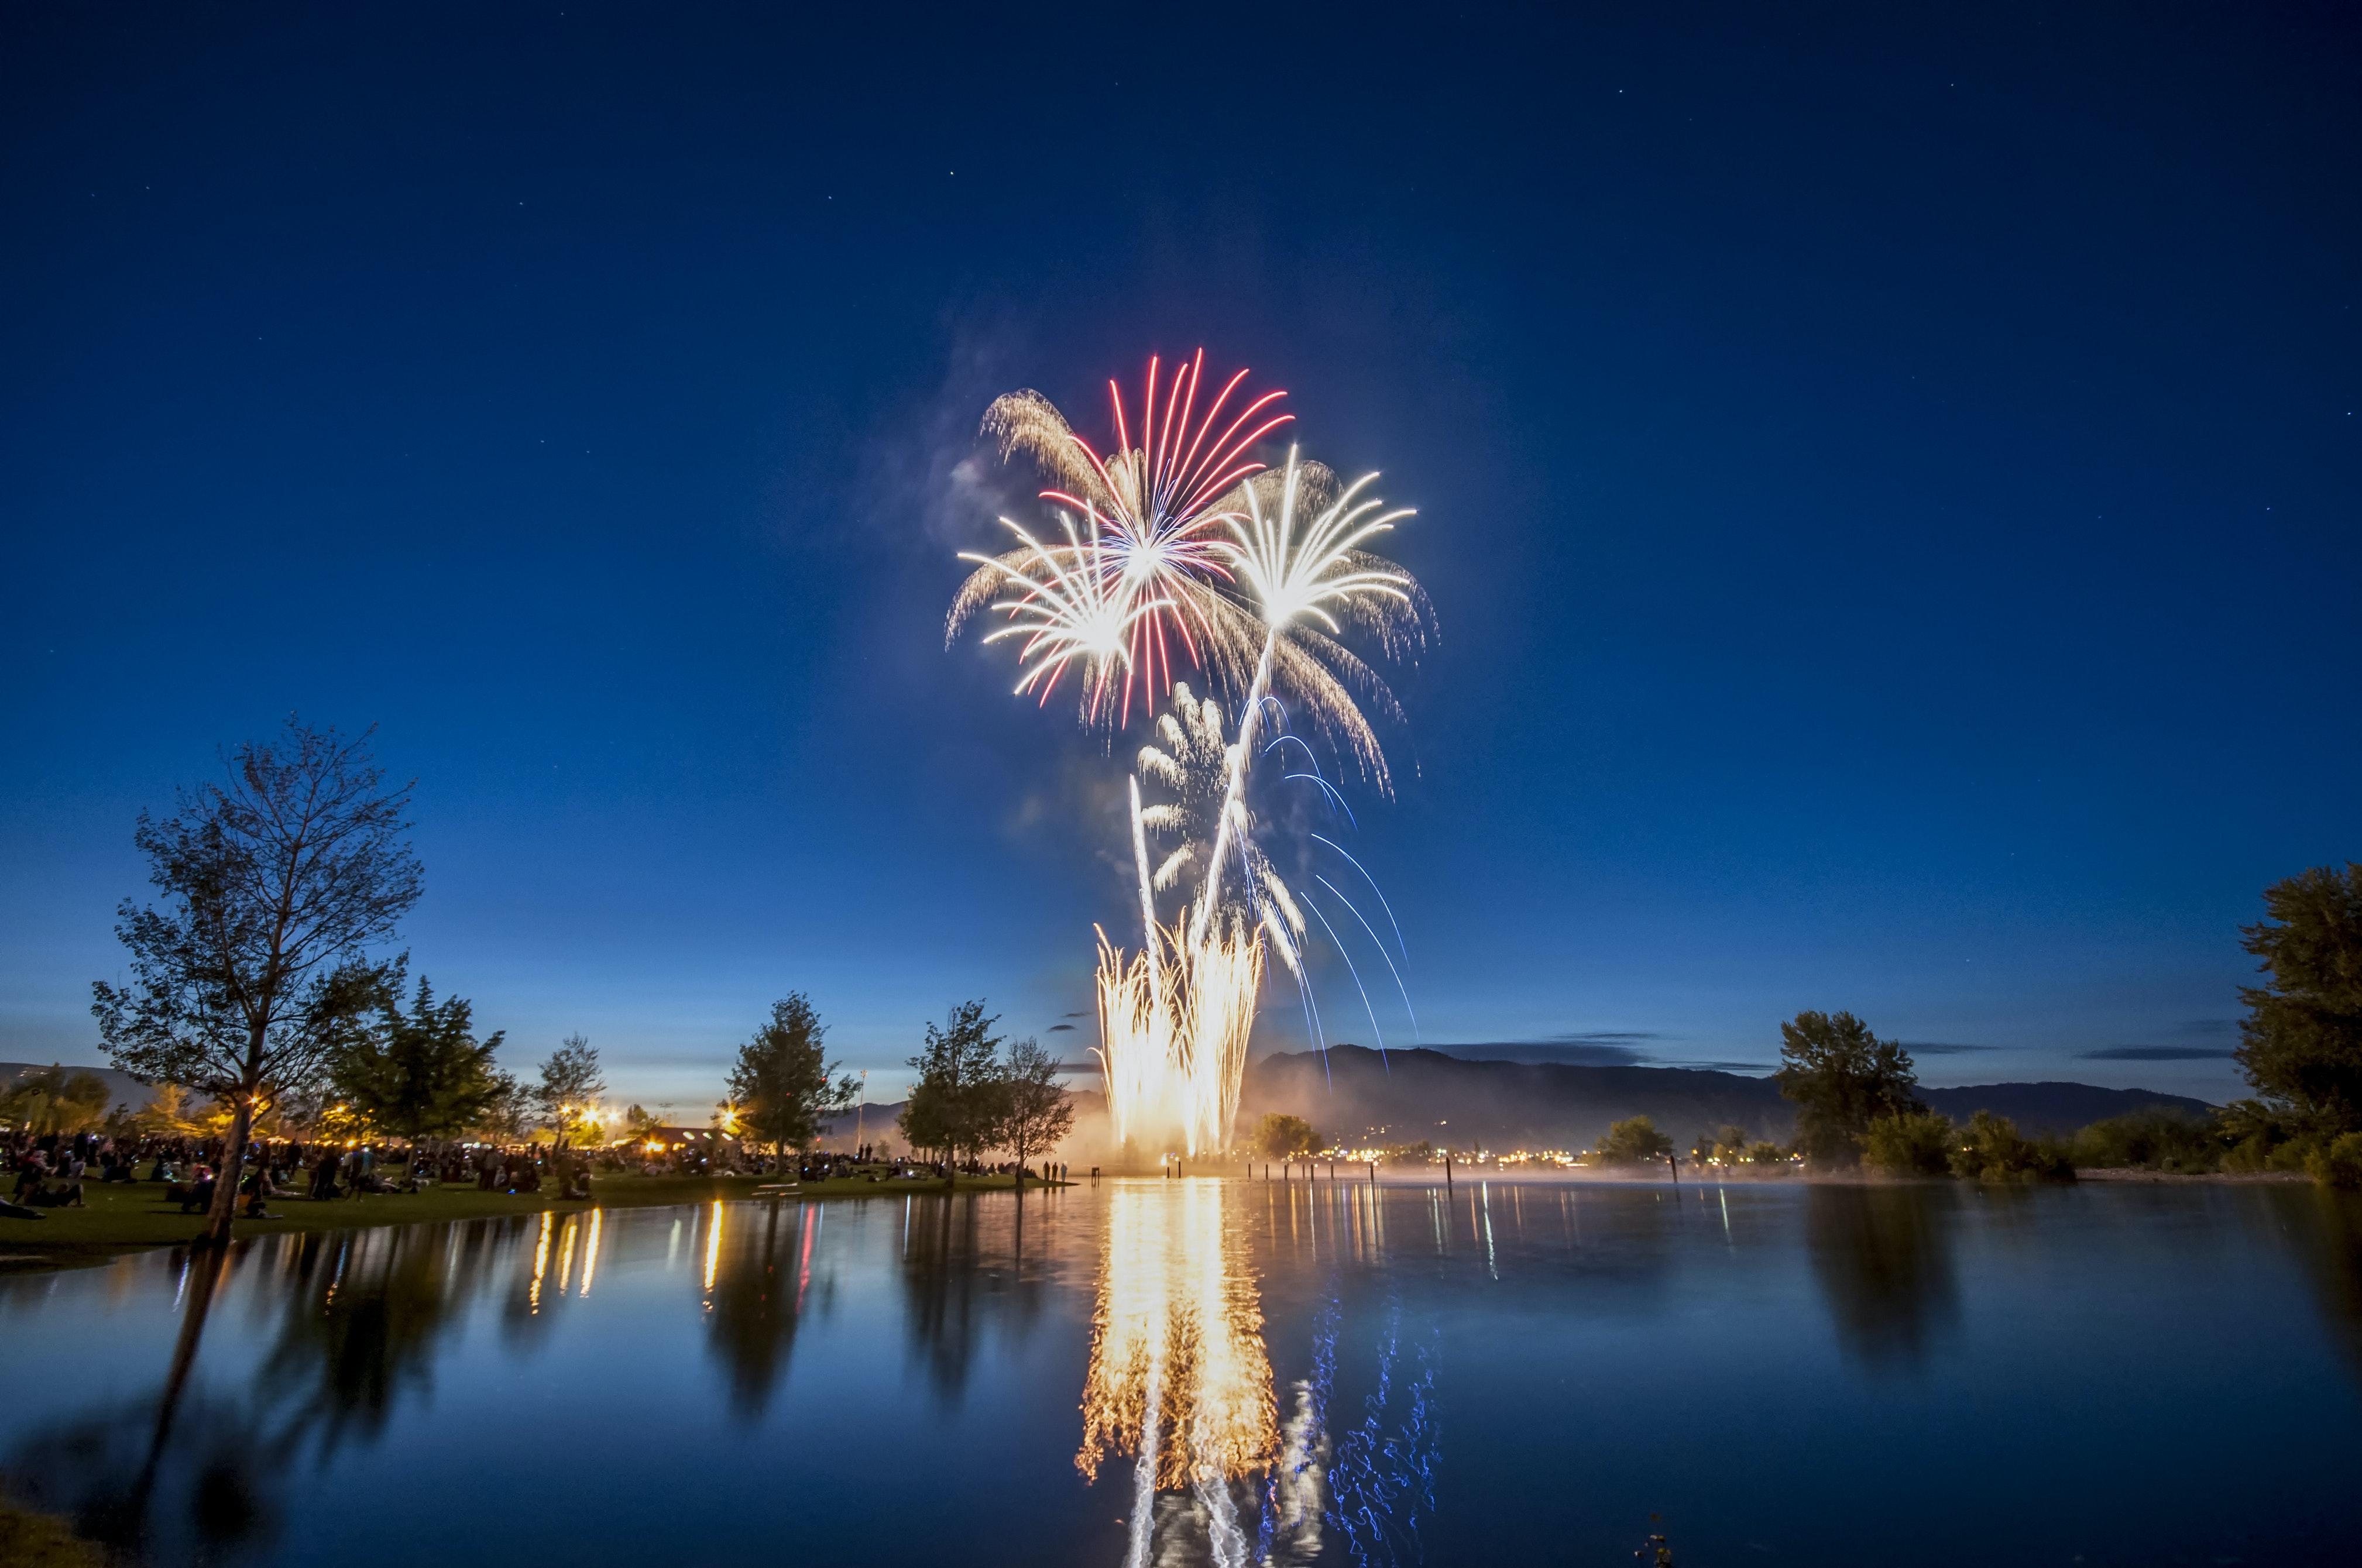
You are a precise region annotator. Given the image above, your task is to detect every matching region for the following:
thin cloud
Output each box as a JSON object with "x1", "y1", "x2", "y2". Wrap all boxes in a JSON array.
[
  {"x1": 1046, "y1": 1022, "x2": 1076, "y2": 1032},
  {"x1": 1901, "y1": 1041, "x2": 2004, "y2": 1056},
  {"x1": 2076, "y1": 1046, "x2": 2239, "y2": 1062},
  {"x1": 1426, "y1": 1040, "x2": 1651, "y2": 1067}
]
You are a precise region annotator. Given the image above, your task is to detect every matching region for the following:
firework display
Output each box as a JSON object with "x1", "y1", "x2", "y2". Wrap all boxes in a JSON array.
[{"x1": 950, "y1": 353, "x2": 1430, "y2": 1156}]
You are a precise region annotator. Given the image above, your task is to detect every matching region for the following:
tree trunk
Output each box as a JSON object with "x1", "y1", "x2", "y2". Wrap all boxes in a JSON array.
[{"x1": 202, "y1": 1091, "x2": 255, "y2": 1247}]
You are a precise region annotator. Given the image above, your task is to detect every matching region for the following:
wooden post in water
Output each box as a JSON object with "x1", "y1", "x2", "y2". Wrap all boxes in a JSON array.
[{"x1": 1445, "y1": 1152, "x2": 1453, "y2": 1188}]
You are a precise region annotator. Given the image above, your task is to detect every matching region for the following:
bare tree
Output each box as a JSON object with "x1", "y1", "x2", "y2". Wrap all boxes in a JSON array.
[
  {"x1": 533, "y1": 1033, "x2": 607, "y2": 1146},
  {"x1": 92, "y1": 718, "x2": 420, "y2": 1245},
  {"x1": 995, "y1": 1037, "x2": 1074, "y2": 1192}
]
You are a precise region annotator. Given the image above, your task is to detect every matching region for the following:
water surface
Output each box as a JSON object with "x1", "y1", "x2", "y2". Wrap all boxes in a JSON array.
[{"x1": 3, "y1": 1177, "x2": 2357, "y2": 1565}]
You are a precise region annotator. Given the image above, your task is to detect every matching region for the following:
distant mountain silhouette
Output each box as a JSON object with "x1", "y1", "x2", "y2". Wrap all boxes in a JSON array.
[
  {"x1": 1915, "y1": 1082, "x2": 2211, "y2": 1137},
  {"x1": 1236, "y1": 1045, "x2": 2213, "y2": 1151}
]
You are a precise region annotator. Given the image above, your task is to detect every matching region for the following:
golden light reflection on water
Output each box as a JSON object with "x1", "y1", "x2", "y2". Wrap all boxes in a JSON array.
[
  {"x1": 1077, "y1": 1181, "x2": 1277, "y2": 1563},
  {"x1": 557, "y1": 1214, "x2": 578, "y2": 1294},
  {"x1": 527, "y1": 1210, "x2": 552, "y2": 1313},
  {"x1": 702, "y1": 1198, "x2": 726, "y2": 1300}
]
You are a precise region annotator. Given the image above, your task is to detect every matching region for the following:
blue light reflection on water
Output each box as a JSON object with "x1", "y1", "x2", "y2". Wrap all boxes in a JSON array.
[{"x1": 1, "y1": 1178, "x2": 2358, "y2": 1566}]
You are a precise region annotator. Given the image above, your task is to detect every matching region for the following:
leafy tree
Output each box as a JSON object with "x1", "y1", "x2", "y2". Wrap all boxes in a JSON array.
[
  {"x1": 0, "y1": 1066, "x2": 114, "y2": 1134},
  {"x1": 994, "y1": 1037, "x2": 1074, "y2": 1188},
  {"x1": 1863, "y1": 1111, "x2": 1956, "y2": 1176},
  {"x1": 475, "y1": 1072, "x2": 533, "y2": 1141},
  {"x1": 726, "y1": 993, "x2": 858, "y2": 1170},
  {"x1": 331, "y1": 976, "x2": 507, "y2": 1157},
  {"x1": 1595, "y1": 1115, "x2": 1674, "y2": 1164},
  {"x1": 899, "y1": 1000, "x2": 1003, "y2": 1176},
  {"x1": 1773, "y1": 1010, "x2": 1922, "y2": 1165},
  {"x1": 131, "y1": 1081, "x2": 211, "y2": 1138},
  {"x1": 2236, "y1": 864, "x2": 2362, "y2": 1137},
  {"x1": 1694, "y1": 1123, "x2": 1751, "y2": 1164},
  {"x1": 533, "y1": 1033, "x2": 607, "y2": 1143},
  {"x1": 1745, "y1": 1140, "x2": 1789, "y2": 1165},
  {"x1": 1948, "y1": 1110, "x2": 2073, "y2": 1183},
  {"x1": 1253, "y1": 1112, "x2": 1321, "y2": 1160},
  {"x1": 91, "y1": 718, "x2": 420, "y2": 1244}
]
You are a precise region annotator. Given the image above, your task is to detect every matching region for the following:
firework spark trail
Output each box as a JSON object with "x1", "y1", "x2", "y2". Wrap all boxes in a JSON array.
[
  {"x1": 1300, "y1": 891, "x2": 1388, "y2": 1055},
  {"x1": 961, "y1": 513, "x2": 1168, "y2": 716},
  {"x1": 1190, "y1": 451, "x2": 1417, "y2": 947},
  {"x1": 1314, "y1": 872, "x2": 1419, "y2": 1040},
  {"x1": 1312, "y1": 835, "x2": 1406, "y2": 959},
  {"x1": 955, "y1": 353, "x2": 1295, "y2": 724},
  {"x1": 950, "y1": 358, "x2": 1430, "y2": 1160}
]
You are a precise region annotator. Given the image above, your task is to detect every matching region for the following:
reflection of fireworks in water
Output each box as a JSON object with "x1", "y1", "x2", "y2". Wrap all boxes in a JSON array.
[
  {"x1": 1077, "y1": 1184, "x2": 1440, "y2": 1567},
  {"x1": 949, "y1": 358, "x2": 1430, "y2": 1156},
  {"x1": 1078, "y1": 1183, "x2": 1278, "y2": 1568},
  {"x1": 1321, "y1": 1305, "x2": 1439, "y2": 1568}
]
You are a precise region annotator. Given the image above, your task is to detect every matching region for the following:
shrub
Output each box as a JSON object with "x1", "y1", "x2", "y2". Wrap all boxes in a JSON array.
[
  {"x1": 2071, "y1": 1107, "x2": 2222, "y2": 1172},
  {"x1": 1745, "y1": 1141, "x2": 1789, "y2": 1166},
  {"x1": 1949, "y1": 1109, "x2": 2075, "y2": 1183},
  {"x1": 2305, "y1": 1131, "x2": 2362, "y2": 1188},
  {"x1": 1863, "y1": 1111, "x2": 1956, "y2": 1175}
]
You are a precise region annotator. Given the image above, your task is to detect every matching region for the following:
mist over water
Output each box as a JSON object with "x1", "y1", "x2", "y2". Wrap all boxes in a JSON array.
[{"x1": 3, "y1": 1180, "x2": 2358, "y2": 1565}]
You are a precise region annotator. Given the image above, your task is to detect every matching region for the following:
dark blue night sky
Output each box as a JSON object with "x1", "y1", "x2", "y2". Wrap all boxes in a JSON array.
[{"x1": 5, "y1": 4, "x2": 2356, "y2": 1112}]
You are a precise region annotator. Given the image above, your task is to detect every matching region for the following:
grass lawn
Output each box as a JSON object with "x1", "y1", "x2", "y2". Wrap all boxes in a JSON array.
[
  {"x1": 0, "y1": 1168, "x2": 1062, "y2": 1274},
  {"x1": 0, "y1": 1497, "x2": 104, "y2": 1568}
]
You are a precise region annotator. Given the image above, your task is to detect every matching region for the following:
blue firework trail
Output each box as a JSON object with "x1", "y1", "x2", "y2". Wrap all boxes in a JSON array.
[
  {"x1": 1301, "y1": 888, "x2": 1389, "y2": 1060},
  {"x1": 1315, "y1": 873, "x2": 1419, "y2": 1044},
  {"x1": 1309, "y1": 833, "x2": 1408, "y2": 962}
]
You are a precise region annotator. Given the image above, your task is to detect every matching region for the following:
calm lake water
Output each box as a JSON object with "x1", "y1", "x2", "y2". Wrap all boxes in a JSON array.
[{"x1": 3, "y1": 1177, "x2": 2358, "y2": 1566}]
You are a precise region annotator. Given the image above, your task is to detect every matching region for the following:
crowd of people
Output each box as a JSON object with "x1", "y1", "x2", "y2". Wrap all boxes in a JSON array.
[
  {"x1": 4, "y1": 1127, "x2": 599, "y2": 1219},
  {"x1": 4, "y1": 1125, "x2": 1073, "y2": 1223}
]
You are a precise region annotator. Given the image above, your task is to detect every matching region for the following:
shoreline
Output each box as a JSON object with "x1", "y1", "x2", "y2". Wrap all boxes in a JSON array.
[
  {"x1": 6, "y1": 1164, "x2": 2322, "y2": 1275},
  {"x1": 0, "y1": 1170, "x2": 1070, "y2": 1275},
  {"x1": 2073, "y1": 1166, "x2": 2309, "y2": 1184}
]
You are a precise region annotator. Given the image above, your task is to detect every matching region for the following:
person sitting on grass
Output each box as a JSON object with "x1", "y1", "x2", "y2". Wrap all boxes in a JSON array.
[{"x1": 176, "y1": 1167, "x2": 215, "y2": 1215}]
